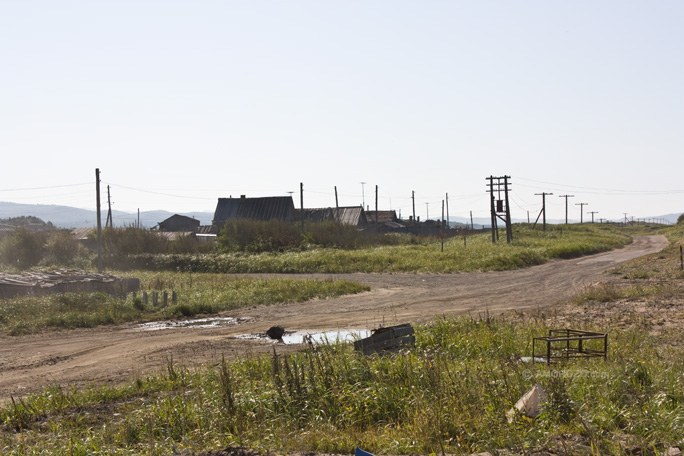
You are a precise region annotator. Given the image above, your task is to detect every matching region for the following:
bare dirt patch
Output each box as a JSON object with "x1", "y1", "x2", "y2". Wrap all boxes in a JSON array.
[{"x1": 0, "y1": 235, "x2": 670, "y2": 403}]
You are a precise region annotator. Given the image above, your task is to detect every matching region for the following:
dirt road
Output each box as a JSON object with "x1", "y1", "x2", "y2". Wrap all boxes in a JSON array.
[{"x1": 0, "y1": 235, "x2": 668, "y2": 403}]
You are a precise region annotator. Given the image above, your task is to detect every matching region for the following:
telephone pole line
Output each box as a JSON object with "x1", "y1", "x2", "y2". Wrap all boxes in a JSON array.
[
  {"x1": 534, "y1": 192, "x2": 553, "y2": 231},
  {"x1": 576, "y1": 202, "x2": 588, "y2": 224},
  {"x1": 558, "y1": 194, "x2": 574, "y2": 224}
]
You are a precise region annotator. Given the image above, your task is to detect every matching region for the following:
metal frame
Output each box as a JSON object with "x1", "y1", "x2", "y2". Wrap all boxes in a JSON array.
[{"x1": 533, "y1": 329, "x2": 608, "y2": 363}]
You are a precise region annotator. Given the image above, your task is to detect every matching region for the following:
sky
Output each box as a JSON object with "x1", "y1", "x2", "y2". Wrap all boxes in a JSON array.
[{"x1": 1, "y1": 1, "x2": 683, "y2": 224}]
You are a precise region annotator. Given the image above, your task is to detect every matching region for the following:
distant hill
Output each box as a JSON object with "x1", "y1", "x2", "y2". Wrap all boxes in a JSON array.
[{"x1": 0, "y1": 202, "x2": 214, "y2": 229}]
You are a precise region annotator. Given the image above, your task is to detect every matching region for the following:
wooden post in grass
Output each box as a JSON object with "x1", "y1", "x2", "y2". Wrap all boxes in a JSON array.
[{"x1": 680, "y1": 245, "x2": 683, "y2": 270}]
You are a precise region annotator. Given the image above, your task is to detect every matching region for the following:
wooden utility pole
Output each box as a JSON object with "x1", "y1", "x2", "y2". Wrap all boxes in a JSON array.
[
  {"x1": 334, "y1": 186, "x2": 339, "y2": 223},
  {"x1": 445, "y1": 193, "x2": 450, "y2": 228},
  {"x1": 487, "y1": 175, "x2": 512, "y2": 243},
  {"x1": 558, "y1": 194, "x2": 574, "y2": 224},
  {"x1": 441, "y1": 199, "x2": 445, "y2": 228},
  {"x1": 576, "y1": 202, "x2": 588, "y2": 224},
  {"x1": 534, "y1": 192, "x2": 553, "y2": 231},
  {"x1": 95, "y1": 168, "x2": 103, "y2": 273},
  {"x1": 375, "y1": 185, "x2": 379, "y2": 224},
  {"x1": 470, "y1": 210, "x2": 474, "y2": 230},
  {"x1": 412, "y1": 191, "x2": 416, "y2": 222},
  {"x1": 488, "y1": 176, "x2": 496, "y2": 243},
  {"x1": 300, "y1": 182, "x2": 304, "y2": 233},
  {"x1": 425, "y1": 202, "x2": 429, "y2": 220},
  {"x1": 504, "y1": 176, "x2": 512, "y2": 242},
  {"x1": 589, "y1": 211, "x2": 598, "y2": 223},
  {"x1": 105, "y1": 185, "x2": 113, "y2": 228}
]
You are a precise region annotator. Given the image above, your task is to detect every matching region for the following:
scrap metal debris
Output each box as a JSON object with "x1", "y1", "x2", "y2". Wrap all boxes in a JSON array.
[{"x1": 0, "y1": 269, "x2": 139, "y2": 298}]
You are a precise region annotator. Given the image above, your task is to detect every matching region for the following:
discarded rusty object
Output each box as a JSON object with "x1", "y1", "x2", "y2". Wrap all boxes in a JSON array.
[
  {"x1": 507, "y1": 384, "x2": 547, "y2": 422},
  {"x1": 0, "y1": 269, "x2": 139, "y2": 298},
  {"x1": 266, "y1": 325, "x2": 285, "y2": 341},
  {"x1": 353, "y1": 323, "x2": 415, "y2": 356},
  {"x1": 532, "y1": 329, "x2": 607, "y2": 363}
]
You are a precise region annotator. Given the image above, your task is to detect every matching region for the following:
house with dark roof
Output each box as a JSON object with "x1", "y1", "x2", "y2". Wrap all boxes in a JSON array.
[
  {"x1": 158, "y1": 214, "x2": 200, "y2": 232},
  {"x1": 212, "y1": 196, "x2": 296, "y2": 230}
]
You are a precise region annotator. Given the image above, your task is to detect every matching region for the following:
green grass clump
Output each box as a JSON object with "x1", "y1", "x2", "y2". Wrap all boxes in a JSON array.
[
  {"x1": 122, "y1": 224, "x2": 632, "y2": 273},
  {"x1": 2, "y1": 315, "x2": 682, "y2": 455},
  {"x1": 0, "y1": 274, "x2": 369, "y2": 335}
]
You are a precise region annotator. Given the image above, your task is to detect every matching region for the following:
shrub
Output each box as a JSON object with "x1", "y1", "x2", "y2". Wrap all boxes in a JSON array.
[
  {"x1": 0, "y1": 228, "x2": 48, "y2": 269},
  {"x1": 217, "y1": 219, "x2": 302, "y2": 253}
]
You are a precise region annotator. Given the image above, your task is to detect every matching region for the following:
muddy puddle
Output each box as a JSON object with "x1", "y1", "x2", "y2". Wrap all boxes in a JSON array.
[
  {"x1": 133, "y1": 317, "x2": 252, "y2": 331},
  {"x1": 236, "y1": 329, "x2": 371, "y2": 345}
]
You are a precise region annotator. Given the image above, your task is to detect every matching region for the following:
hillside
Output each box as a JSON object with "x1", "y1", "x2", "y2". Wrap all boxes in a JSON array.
[{"x1": 0, "y1": 202, "x2": 214, "y2": 229}]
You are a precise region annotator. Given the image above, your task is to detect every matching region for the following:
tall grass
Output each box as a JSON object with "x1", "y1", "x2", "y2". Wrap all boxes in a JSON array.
[
  {"x1": 2, "y1": 315, "x2": 682, "y2": 455},
  {"x1": 124, "y1": 224, "x2": 632, "y2": 273},
  {"x1": 0, "y1": 274, "x2": 369, "y2": 335}
]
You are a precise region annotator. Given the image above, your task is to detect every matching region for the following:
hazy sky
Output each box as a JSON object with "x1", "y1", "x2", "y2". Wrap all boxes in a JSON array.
[{"x1": 1, "y1": 1, "x2": 683, "y2": 222}]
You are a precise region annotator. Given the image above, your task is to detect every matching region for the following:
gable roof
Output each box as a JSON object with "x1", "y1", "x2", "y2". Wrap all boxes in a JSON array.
[{"x1": 213, "y1": 196, "x2": 296, "y2": 225}]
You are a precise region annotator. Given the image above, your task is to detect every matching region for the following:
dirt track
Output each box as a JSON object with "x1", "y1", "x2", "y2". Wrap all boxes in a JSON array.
[{"x1": 0, "y1": 235, "x2": 668, "y2": 403}]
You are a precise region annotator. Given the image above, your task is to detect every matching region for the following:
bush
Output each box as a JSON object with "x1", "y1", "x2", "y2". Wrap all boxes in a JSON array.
[
  {"x1": 0, "y1": 228, "x2": 49, "y2": 269},
  {"x1": 677, "y1": 213, "x2": 684, "y2": 225},
  {"x1": 42, "y1": 230, "x2": 90, "y2": 267},
  {"x1": 217, "y1": 219, "x2": 302, "y2": 253}
]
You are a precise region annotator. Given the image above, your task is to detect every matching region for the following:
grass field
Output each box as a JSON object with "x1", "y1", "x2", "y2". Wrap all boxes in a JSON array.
[
  {"x1": 124, "y1": 224, "x2": 633, "y2": 273},
  {"x1": 1, "y1": 223, "x2": 681, "y2": 455}
]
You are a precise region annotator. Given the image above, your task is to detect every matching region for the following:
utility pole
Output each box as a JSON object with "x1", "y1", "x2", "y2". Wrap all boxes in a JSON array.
[
  {"x1": 576, "y1": 202, "x2": 588, "y2": 224},
  {"x1": 534, "y1": 192, "x2": 553, "y2": 231},
  {"x1": 589, "y1": 211, "x2": 598, "y2": 223},
  {"x1": 95, "y1": 168, "x2": 103, "y2": 273},
  {"x1": 300, "y1": 182, "x2": 304, "y2": 233},
  {"x1": 334, "y1": 186, "x2": 339, "y2": 223},
  {"x1": 105, "y1": 185, "x2": 113, "y2": 228},
  {"x1": 360, "y1": 182, "x2": 366, "y2": 208},
  {"x1": 504, "y1": 175, "x2": 512, "y2": 242},
  {"x1": 445, "y1": 193, "x2": 449, "y2": 228},
  {"x1": 558, "y1": 194, "x2": 574, "y2": 224},
  {"x1": 470, "y1": 210, "x2": 474, "y2": 230},
  {"x1": 375, "y1": 185, "x2": 379, "y2": 224},
  {"x1": 623, "y1": 213, "x2": 628, "y2": 226},
  {"x1": 425, "y1": 202, "x2": 429, "y2": 220},
  {"x1": 441, "y1": 199, "x2": 445, "y2": 228},
  {"x1": 486, "y1": 175, "x2": 512, "y2": 243},
  {"x1": 412, "y1": 191, "x2": 416, "y2": 222}
]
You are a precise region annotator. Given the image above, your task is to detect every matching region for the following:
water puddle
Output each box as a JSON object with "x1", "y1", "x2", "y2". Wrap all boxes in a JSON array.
[
  {"x1": 235, "y1": 329, "x2": 371, "y2": 345},
  {"x1": 133, "y1": 317, "x2": 252, "y2": 331}
]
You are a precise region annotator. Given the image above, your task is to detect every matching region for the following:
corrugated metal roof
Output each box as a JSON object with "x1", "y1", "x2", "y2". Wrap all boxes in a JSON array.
[
  {"x1": 293, "y1": 207, "x2": 367, "y2": 226},
  {"x1": 157, "y1": 231, "x2": 194, "y2": 241},
  {"x1": 71, "y1": 227, "x2": 95, "y2": 240},
  {"x1": 197, "y1": 225, "x2": 217, "y2": 235},
  {"x1": 336, "y1": 207, "x2": 367, "y2": 226},
  {"x1": 366, "y1": 210, "x2": 398, "y2": 223},
  {"x1": 213, "y1": 196, "x2": 296, "y2": 225}
]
